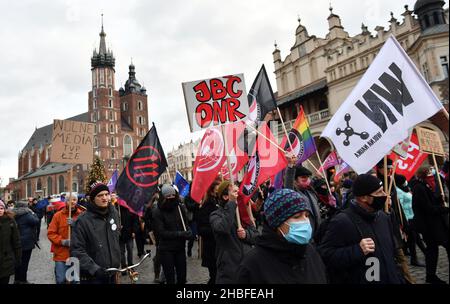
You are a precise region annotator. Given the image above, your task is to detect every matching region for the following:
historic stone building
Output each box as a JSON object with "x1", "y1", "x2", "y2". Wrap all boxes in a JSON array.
[
  {"x1": 273, "y1": 0, "x2": 449, "y2": 169},
  {"x1": 160, "y1": 139, "x2": 200, "y2": 184},
  {"x1": 11, "y1": 23, "x2": 149, "y2": 199}
]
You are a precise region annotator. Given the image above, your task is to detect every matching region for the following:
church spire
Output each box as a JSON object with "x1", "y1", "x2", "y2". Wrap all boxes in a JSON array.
[{"x1": 91, "y1": 14, "x2": 115, "y2": 70}]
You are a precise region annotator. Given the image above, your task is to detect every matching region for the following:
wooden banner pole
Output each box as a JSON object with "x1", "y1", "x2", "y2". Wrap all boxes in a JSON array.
[{"x1": 432, "y1": 152, "x2": 448, "y2": 207}]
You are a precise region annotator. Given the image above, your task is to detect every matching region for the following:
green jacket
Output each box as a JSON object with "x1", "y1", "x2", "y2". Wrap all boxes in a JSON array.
[{"x1": 0, "y1": 214, "x2": 22, "y2": 279}]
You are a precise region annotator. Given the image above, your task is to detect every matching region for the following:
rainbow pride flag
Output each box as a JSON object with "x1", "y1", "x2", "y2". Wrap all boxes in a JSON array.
[{"x1": 281, "y1": 105, "x2": 317, "y2": 165}]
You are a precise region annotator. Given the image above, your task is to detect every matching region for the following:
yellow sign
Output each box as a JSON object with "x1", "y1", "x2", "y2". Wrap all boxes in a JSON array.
[
  {"x1": 415, "y1": 127, "x2": 445, "y2": 156},
  {"x1": 50, "y1": 119, "x2": 95, "y2": 164}
]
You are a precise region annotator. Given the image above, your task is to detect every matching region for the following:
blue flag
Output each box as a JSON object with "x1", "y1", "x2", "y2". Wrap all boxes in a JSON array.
[
  {"x1": 107, "y1": 169, "x2": 119, "y2": 193},
  {"x1": 175, "y1": 171, "x2": 190, "y2": 198}
]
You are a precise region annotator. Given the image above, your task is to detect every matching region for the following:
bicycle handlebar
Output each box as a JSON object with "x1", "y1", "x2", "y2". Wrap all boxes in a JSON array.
[{"x1": 105, "y1": 251, "x2": 151, "y2": 273}]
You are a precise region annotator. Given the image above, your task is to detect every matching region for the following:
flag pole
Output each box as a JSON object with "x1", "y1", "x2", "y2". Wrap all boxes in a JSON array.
[
  {"x1": 432, "y1": 152, "x2": 448, "y2": 207},
  {"x1": 383, "y1": 156, "x2": 389, "y2": 212},
  {"x1": 221, "y1": 125, "x2": 242, "y2": 229},
  {"x1": 276, "y1": 107, "x2": 294, "y2": 151},
  {"x1": 67, "y1": 165, "x2": 73, "y2": 240},
  {"x1": 314, "y1": 151, "x2": 332, "y2": 195}
]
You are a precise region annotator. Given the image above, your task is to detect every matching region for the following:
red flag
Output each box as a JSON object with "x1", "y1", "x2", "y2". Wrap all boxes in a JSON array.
[
  {"x1": 220, "y1": 121, "x2": 249, "y2": 180},
  {"x1": 319, "y1": 151, "x2": 339, "y2": 173},
  {"x1": 239, "y1": 122, "x2": 288, "y2": 204},
  {"x1": 191, "y1": 127, "x2": 226, "y2": 203},
  {"x1": 389, "y1": 132, "x2": 428, "y2": 181}
]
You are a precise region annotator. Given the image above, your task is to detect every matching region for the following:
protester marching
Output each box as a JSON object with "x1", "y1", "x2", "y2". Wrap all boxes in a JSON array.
[{"x1": 1, "y1": 11, "x2": 449, "y2": 289}]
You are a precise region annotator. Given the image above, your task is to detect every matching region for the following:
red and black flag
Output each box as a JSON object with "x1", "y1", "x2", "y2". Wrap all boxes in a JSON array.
[
  {"x1": 116, "y1": 123, "x2": 168, "y2": 215},
  {"x1": 238, "y1": 64, "x2": 278, "y2": 156}
]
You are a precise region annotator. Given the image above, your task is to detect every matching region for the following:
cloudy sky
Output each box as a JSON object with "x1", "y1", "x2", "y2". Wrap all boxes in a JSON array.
[{"x1": 1, "y1": 0, "x2": 446, "y2": 186}]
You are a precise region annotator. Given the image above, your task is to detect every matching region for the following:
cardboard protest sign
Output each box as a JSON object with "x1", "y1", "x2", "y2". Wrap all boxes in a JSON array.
[
  {"x1": 50, "y1": 119, "x2": 95, "y2": 164},
  {"x1": 416, "y1": 127, "x2": 445, "y2": 156},
  {"x1": 321, "y1": 36, "x2": 443, "y2": 174},
  {"x1": 182, "y1": 74, "x2": 249, "y2": 132}
]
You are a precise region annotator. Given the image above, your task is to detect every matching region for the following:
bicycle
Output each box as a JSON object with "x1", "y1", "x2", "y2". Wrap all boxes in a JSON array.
[{"x1": 105, "y1": 250, "x2": 151, "y2": 284}]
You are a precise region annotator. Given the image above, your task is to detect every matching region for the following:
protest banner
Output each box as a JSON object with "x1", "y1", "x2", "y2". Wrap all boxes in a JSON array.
[{"x1": 182, "y1": 74, "x2": 249, "y2": 132}]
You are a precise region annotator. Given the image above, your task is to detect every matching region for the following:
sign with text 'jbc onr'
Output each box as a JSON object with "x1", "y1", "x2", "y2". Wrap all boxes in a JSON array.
[
  {"x1": 50, "y1": 119, "x2": 95, "y2": 164},
  {"x1": 182, "y1": 74, "x2": 249, "y2": 132},
  {"x1": 416, "y1": 127, "x2": 445, "y2": 156}
]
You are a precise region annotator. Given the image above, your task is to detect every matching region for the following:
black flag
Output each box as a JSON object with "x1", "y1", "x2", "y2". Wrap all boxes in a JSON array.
[
  {"x1": 247, "y1": 64, "x2": 277, "y2": 122},
  {"x1": 238, "y1": 64, "x2": 277, "y2": 156},
  {"x1": 116, "y1": 123, "x2": 168, "y2": 215}
]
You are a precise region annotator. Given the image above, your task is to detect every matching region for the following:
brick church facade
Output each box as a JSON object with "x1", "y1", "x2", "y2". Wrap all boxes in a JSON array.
[{"x1": 12, "y1": 24, "x2": 149, "y2": 199}]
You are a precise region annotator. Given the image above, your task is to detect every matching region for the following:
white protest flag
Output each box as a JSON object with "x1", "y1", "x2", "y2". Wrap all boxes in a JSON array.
[{"x1": 321, "y1": 36, "x2": 444, "y2": 174}]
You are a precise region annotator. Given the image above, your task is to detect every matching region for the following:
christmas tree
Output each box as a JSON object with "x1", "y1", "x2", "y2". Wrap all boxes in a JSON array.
[{"x1": 85, "y1": 156, "x2": 107, "y2": 193}]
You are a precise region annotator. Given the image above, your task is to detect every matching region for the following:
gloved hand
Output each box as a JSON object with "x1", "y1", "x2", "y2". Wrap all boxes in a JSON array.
[
  {"x1": 61, "y1": 239, "x2": 70, "y2": 247},
  {"x1": 67, "y1": 218, "x2": 73, "y2": 226},
  {"x1": 95, "y1": 268, "x2": 108, "y2": 280}
]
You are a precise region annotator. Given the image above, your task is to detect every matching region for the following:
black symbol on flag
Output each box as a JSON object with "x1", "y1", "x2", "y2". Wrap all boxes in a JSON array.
[{"x1": 336, "y1": 114, "x2": 369, "y2": 146}]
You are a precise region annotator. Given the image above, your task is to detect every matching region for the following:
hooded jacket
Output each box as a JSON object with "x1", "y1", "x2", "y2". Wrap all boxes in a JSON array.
[
  {"x1": 0, "y1": 213, "x2": 21, "y2": 279},
  {"x1": 210, "y1": 200, "x2": 259, "y2": 284},
  {"x1": 237, "y1": 222, "x2": 327, "y2": 284},
  {"x1": 151, "y1": 197, "x2": 191, "y2": 252},
  {"x1": 13, "y1": 202, "x2": 40, "y2": 251},
  {"x1": 47, "y1": 207, "x2": 82, "y2": 262},
  {"x1": 70, "y1": 202, "x2": 121, "y2": 278}
]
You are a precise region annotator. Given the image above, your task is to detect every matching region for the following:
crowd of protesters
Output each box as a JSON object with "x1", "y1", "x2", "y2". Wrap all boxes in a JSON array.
[{"x1": 0, "y1": 153, "x2": 448, "y2": 285}]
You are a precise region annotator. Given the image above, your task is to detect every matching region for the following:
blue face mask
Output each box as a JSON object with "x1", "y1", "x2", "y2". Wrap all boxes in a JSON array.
[{"x1": 281, "y1": 219, "x2": 312, "y2": 245}]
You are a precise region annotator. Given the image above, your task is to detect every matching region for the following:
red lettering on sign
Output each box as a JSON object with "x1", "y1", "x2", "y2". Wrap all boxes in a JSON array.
[
  {"x1": 224, "y1": 75, "x2": 242, "y2": 98},
  {"x1": 195, "y1": 103, "x2": 213, "y2": 128},
  {"x1": 226, "y1": 98, "x2": 245, "y2": 122},
  {"x1": 212, "y1": 100, "x2": 228, "y2": 125},
  {"x1": 210, "y1": 78, "x2": 227, "y2": 100},
  {"x1": 193, "y1": 81, "x2": 211, "y2": 102}
]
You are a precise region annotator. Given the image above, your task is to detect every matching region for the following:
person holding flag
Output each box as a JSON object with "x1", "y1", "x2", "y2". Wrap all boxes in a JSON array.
[
  {"x1": 318, "y1": 174, "x2": 405, "y2": 284},
  {"x1": 210, "y1": 181, "x2": 258, "y2": 284},
  {"x1": 47, "y1": 194, "x2": 82, "y2": 284},
  {"x1": 151, "y1": 184, "x2": 191, "y2": 285}
]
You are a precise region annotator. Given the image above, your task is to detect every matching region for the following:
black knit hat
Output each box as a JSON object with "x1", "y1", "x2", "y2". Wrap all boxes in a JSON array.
[
  {"x1": 352, "y1": 174, "x2": 383, "y2": 197},
  {"x1": 89, "y1": 182, "x2": 110, "y2": 200},
  {"x1": 376, "y1": 158, "x2": 393, "y2": 169},
  {"x1": 295, "y1": 165, "x2": 312, "y2": 178}
]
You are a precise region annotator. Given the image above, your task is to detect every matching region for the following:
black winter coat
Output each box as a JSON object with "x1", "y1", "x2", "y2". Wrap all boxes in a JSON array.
[
  {"x1": 13, "y1": 207, "x2": 39, "y2": 251},
  {"x1": 210, "y1": 200, "x2": 259, "y2": 284},
  {"x1": 411, "y1": 179, "x2": 449, "y2": 244},
  {"x1": 118, "y1": 206, "x2": 139, "y2": 242},
  {"x1": 151, "y1": 199, "x2": 191, "y2": 252},
  {"x1": 0, "y1": 215, "x2": 22, "y2": 279},
  {"x1": 318, "y1": 202, "x2": 404, "y2": 284},
  {"x1": 71, "y1": 203, "x2": 121, "y2": 277},
  {"x1": 194, "y1": 197, "x2": 218, "y2": 268},
  {"x1": 237, "y1": 222, "x2": 327, "y2": 284}
]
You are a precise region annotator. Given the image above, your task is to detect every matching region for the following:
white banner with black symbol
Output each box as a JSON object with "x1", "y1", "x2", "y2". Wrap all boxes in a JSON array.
[{"x1": 321, "y1": 35, "x2": 444, "y2": 174}]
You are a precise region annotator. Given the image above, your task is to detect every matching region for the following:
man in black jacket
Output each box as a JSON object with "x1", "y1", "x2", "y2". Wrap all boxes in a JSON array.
[
  {"x1": 318, "y1": 174, "x2": 405, "y2": 284},
  {"x1": 152, "y1": 184, "x2": 191, "y2": 284},
  {"x1": 71, "y1": 182, "x2": 121, "y2": 284},
  {"x1": 411, "y1": 167, "x2": 449, "y2": 284}
]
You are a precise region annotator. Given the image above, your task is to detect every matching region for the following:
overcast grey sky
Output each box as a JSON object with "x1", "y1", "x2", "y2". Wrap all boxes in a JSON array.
[{"x1": 1, "y1": 0, "x2": 446, "y2": 186}]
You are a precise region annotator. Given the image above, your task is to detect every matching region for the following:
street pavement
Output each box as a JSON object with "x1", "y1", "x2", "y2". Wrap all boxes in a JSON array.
[{"x1": 15, "y1": 220, "x2": 449, "y2": 284}]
